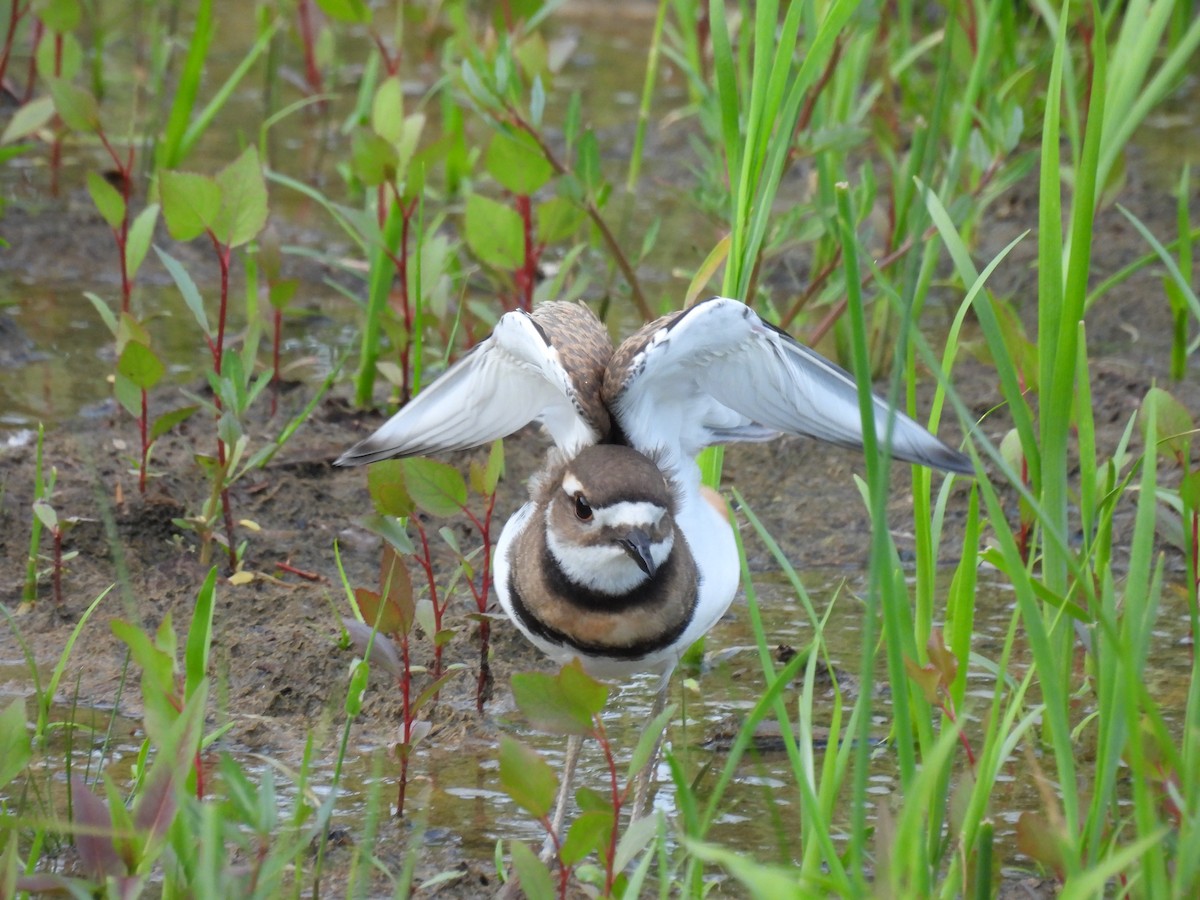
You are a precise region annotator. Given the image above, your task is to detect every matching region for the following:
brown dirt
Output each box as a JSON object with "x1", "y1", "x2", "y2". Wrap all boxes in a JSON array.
[{"x1": 1, "y1": 146, "x2": 1196, "y2": 896}]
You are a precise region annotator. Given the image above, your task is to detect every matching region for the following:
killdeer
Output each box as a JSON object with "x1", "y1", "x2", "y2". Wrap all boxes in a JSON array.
[{"x1": 335, "y1": 296, "x2": 971, "y2": 833}]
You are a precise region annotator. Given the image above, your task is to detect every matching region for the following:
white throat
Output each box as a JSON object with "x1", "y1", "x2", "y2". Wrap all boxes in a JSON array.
[{"x1": 544, "y1": 513, "x2": 674, "y2": 595}]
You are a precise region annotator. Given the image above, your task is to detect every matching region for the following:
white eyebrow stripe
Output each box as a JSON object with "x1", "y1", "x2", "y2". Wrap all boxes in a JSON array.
[
  {"x1": 562, "y1": 473, "x2": 584, "y2": 496},
  {"x1": 594, "y1": 501, "x2": 665, "y2": 529}
]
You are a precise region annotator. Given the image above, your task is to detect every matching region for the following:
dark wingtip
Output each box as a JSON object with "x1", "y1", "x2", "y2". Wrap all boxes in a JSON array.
[{"x1": 926, "y1": 445, "x2": 974, "y2": 477}]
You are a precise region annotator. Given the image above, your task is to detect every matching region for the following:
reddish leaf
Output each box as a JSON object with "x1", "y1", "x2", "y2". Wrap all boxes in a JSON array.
[
  {"x1": 70, "y1": 776, "x2": 122, "y2": 880},
  {"x1": 903, "y1": 657, "x2": 942, "y2": 704}
]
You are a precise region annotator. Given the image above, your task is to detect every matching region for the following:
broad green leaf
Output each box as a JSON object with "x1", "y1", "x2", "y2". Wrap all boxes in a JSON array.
[
  {"x1": 371, "y1": 76, "x2": 405, "y2": 146},
  {"x1": 314, "y1": 0, "x2": 370, "y2": 24},
  {"x1": 87, "y1": 171, "x2": 125, "y2": 229},
  {"x1": 117, "y1": 340, "x2": 164, "y2": 390},
  {"x1": 213, "y1": 146, "x2": 268, "y2": 247},
  {"x1": 536, "y1": 196, "x2": 583, "y2": 244},
  {"x1": 498, "y1": 736, "x2": 556, "y2": 818},
  {"x1": 32, "y1": 499, "x2": 57, "y2": 531},
  {"x1": 367, "y1": 459, "x2": 413, "y2": 517},
  {"x1": 0, "y1": 699, "x2": 31, "y2": 789},
  {"x1": 36, "y1": 31, "x2": 82, "y2": 81},
  {"x1": 34, "y1": 0, "x2": 82, "y2": 32},
  {"x1": 149, "y1": 405, "x2": 198, "y2": 442},
  {"x1": 402, "y1": 457, "x2": 467, "y2": 516},
  {"x1": 1141, "y1": 387, "x2": 1194, "y2": 460},
  {"x1": 160, "y1": 170, "x2": 220, "y2": 241},
  {"x1": 559, "y1": 658, "x2": 608, "y2": 716},
  {"x1": 46, "y1": 77, "x2": 98, "y2": 132},
  {"x1": 1, "y1": 96, "x2": 55, "y2": 144},
  {"x1": 352, "y1": 130, "x2": 398, "y2": 187},
  {"x1": 115, "y1": 312, "x2": 151, "y2": 352},
  {"x1": 485, "y1": 130, "x2": 553, "y2": 195},
  {"x1": 560, "y1": 809, "x2": 612, "y2": 866},
  {"x1": 508, "y1": 841, "x2": 555, "y2": 900},
  {"x1": 511, "y1": 661, "x2": 607, "y2": 736},
  {"x1": 125, "y1": 204, "x2": 160, "y2": 279},
  {"x1": 113, "y1": 372, "x2": 142, "y2": 419},
  {"x1": 469, "y1": 439, "x2": 505, "y2": 496},
  {"x1": 464, "y1": 193, "x2": 524, "y2": 270}
]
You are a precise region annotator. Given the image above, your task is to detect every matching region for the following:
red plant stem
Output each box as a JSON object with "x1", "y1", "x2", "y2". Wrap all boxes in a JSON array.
[
  {"x1": 938, "y1": 699, "x2": 976, "y2": 769},
  {"x1": 276, "y1": 560, "x2": 322, "y2": 581},
  {"x1": 412, "y1": 518, "x2": 444, "y2": 679},
  {"x1": 463, "y1": 492, "x2": 498, "y2": 711},
  {"x1": 0, "y1": 0, "x2": 28, "y2": 87},
  {"x1": 295, "y1": 0, "x2": 324, "y2": 98},
  {"x1": 536, "y1": 813, "x2": 570, "y2": 897},
  {"x1": 514, "y1": 194, "x2": 537, "y2": 311},
  {"x1": 194, "y1": 749, "x2": 205, "y2": 800},
  {"x1": 208, "y1": 232, "x2": 238, "y2": 571},
  {"x1": 593, "y1": 723, "x2": 622, "y2": 896},
  {"x1": 22, "y1": 17, "x2": 40, "y2": 102},
  {"x1": 139, "y1": 388, "x2": 149, "y2": 494}
]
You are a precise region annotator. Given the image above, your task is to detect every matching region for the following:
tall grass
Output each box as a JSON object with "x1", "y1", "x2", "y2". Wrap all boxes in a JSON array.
[{"x1": 3, "y1": 0, "x2": 1199, "y2": 897}]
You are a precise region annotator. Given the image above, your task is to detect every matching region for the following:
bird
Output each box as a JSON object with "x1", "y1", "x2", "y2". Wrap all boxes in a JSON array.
[{"x1": 335, "y1": 296, "x2": 972, "y2": 838}]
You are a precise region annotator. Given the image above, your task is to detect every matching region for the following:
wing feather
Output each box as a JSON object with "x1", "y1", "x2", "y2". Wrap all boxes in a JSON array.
[
  {"x1": 335, "y1": 305, "x2": 611, "y2": 466},
  {"x1": 605, "y1": 297, "x2": 972, "y2": 476}
]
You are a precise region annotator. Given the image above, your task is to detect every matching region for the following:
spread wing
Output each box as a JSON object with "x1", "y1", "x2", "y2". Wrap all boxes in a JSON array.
[
  {"x1": 603, "y1": 296, "x2": 972, "y2": 476},
  {"x1": 335, "y1": 303, "x2": 614, "y2": 466}
]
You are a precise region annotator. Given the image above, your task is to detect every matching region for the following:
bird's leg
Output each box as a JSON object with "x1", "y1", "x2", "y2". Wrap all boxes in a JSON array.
[
  {"x1": 539, "y1": 732, "x2": 583, "y2": 863},
  {"x1": 629, "y1": 675, "x2": 672, "y2": 822}
]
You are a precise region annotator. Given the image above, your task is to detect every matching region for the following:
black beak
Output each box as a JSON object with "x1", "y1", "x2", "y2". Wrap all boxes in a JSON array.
[{"x1": 619, "y1": 528, "x2": 656, "y2": 577}]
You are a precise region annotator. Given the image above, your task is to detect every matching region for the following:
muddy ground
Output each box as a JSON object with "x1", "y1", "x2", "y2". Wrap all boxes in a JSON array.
[{"x1": 0, "y1": 147, "x2": 1195, "y2": 897}]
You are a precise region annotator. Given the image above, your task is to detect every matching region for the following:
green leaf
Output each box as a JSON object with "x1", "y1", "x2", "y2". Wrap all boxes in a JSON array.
[
  {"x1": 0, "y1": 699, "x2": 31, "y2": 789},
  {"x1": 627, "y1": 702, "x2": 675, "y2": 778},
  {"x1": 685, "y1": 840, "x2": 804, "y2": 898},
  {"x1": 37, "y1": 31, "x2": 82, "y2": 81},
  {"x1": 560, "y1": 809, "x2": 613, "y2": 866},
  {"x1": 508, "y1": 841, "x2": 555, "y2": 900},
  {"x1": 574, "y1": 130, "x2": 602, "y2": 195},
  {"x1": 511, "y1": 661, "x2": 607, "y2": 736},
  {"x1": 1141, "y1": 387, "x2": 1194, "y2": 460},
  {"x1": 536, "y1": 196, "x2": 583, "y2": 244},
  {"x1": 47, "y1": 77, "x2": 98, "y2": 132},
  {"x1": 464, "y1": 193, "x2": 524, "y2": 270},
  {"x1": 32, "y1": 499, "x2": 57, "y2": 531},
  {"x1": 117, "y1": 341, "x2": 164, "y2": 391},
  {"x1": 371, "y1": 76, "x2": 405, "y2": 146},
  {"x1": 35, "y1": 0, "x2": 82, "y2": 32},
  {"x1": 149, "y1": 405, "x2": 198, "y2": 442},
  {"x1": 485, "y1": 130, "x2": 553, "y2": 195},
  {"x1": 87, "y1": 171, "x2": 125, "y2": 229},
  {"x1": 367, "y1": 459, "x2": 414, "y2": 517},
  {"x1": 153, "y1": 246, "x2": 210, "y2": 335},
  {"x1": 184, "y1": 568, "x2": 217, "y2": 700},
  {"x1": 402, "y1": 457, "x2": 467, "y2": 516},
  {"x1": 1, "y1": 96, "x2": 55, "y2": 144},
  {"x1": 213, "y1": 145, "x2": 268, "y2": 247},
  {"x1": 498, "y1": 737, "x2": 557, "y2": 819},
  {"x1": 125, "y1": 204, "x2": 160, "y2": 280},
  {"x1": 313, "y1": 0, "x2": 370, "y2": 24},
  {"x1": 351, "y1": 130, "x2": 398, "y2": 187},
  {"x1": 84, "y1": 292, "x2": 118, "y2": 337},
  {"x1": 159, "y1": 170, "x2": 220, "y2": 241}
]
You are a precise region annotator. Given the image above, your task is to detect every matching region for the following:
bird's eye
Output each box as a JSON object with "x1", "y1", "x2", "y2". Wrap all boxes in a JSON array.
[{"x1": 574, "y1": 494, "x2": 593, "y2": 521}]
